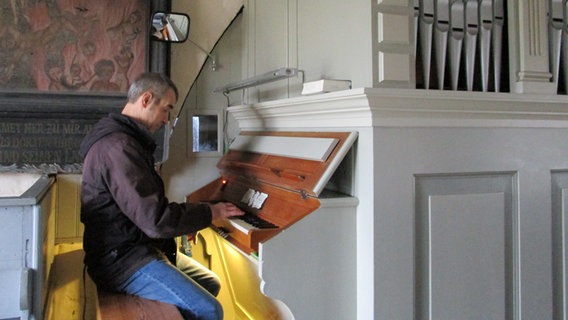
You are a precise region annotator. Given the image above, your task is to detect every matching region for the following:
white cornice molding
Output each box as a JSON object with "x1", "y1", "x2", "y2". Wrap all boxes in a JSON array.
[
  {"x1": 228, "y1": 89, "x2": 373, "y2": 129},
  {"x1": 228, "y1": 88, "x2": 568, "y2": 129}
]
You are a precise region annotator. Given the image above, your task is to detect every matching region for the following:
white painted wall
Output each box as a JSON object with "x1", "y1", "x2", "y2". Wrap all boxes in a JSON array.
[
  {"x1": 163, "y1": 2, "x2": 244, "y2": 202},
  {"x1": 160, "y1": 1, "x2": 565, "y2": 319}
]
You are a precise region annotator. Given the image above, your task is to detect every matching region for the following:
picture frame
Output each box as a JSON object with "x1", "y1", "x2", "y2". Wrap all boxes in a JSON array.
[{"x1": 0, "y1": 0, "x2": 171, "y2": 171}]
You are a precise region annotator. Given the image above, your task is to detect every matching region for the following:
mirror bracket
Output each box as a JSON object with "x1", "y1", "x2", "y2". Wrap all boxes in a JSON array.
[{"x1": 187, "y1": 38, "x2": 217, "y2": 71}]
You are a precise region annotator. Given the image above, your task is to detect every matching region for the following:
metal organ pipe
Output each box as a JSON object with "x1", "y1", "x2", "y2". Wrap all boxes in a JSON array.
[
  {"x1": 554, "y1": 0, "x2": 568, "y2": 94},
  {"x1": 492, "y1": 0, "x2": 504, "y2": 92},
  {"x1": 449, "y1": 0, "x2": 464, "y2": 91},
  {"x1": 464, "y1": 0, "x2": 478, "y2": 91},
  {"x1": 420, "y1": 0, "x2": 435, "y2": 89},
  {"x1": 549, "y1": 0, "x2": 563, "y2": 89},
  {"x1": 560, "y1": 0, "x2": 568, "y2": 92},
  {"x1": 546, "y1": 0, "x2": 568, "y2": 94},
  {"x1": 479, "y1": 0, "x2": 493, "y2": 92},
  {"x1": 435, "y1": 0, "x2": 450, "y2": 90},
  {"x1": 414, "y1": 0, "x2": 420, "y2": 60}
]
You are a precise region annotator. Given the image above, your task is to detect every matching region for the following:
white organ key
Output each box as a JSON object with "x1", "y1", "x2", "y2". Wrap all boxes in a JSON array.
[
  {"x1": 464, "y1": 0, "x2": 478, "y2": 91},
  {"x1": 449, "y1": 0, "x2": 464, "y2": 90},
  {"x1": 479, "y1": 0, "x2": 493, "y2": 92},
  {"x1": 228, "y1": 218, "x2": 255, "y2": 235},
  {"x1": 435, "y1": 0, "x2": 450, "y2": 89}
]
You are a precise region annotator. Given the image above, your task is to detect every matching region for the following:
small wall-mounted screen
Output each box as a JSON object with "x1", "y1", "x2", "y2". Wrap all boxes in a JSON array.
[{"x1": 192, "y1": 114, "x2": 218, "y2": 153}]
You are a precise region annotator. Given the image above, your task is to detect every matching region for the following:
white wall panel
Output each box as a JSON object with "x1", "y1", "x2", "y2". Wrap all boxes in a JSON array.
[
  {"x1": 551, "y1": 172, "x2": 568, "y2": 320},
  {"x1": 415, "y1": 174, "x2": 513, "y2": 320},
  {"x1": 429, "y1": 193, "x2": 506, "y2": 320}
]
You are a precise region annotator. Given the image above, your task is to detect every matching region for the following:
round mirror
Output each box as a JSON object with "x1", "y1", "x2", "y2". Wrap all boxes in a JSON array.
[{"x1": 151, "y1": 12, "x2": 190, "y2": 43}]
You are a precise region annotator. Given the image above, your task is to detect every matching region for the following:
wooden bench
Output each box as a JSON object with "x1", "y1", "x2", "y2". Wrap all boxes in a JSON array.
[
  {"x1": 96, "y1": 290, "x2": 184, "y2": 320},
  {"x1": 44, "y1": 243, "x2": 183, "y2": 320}
]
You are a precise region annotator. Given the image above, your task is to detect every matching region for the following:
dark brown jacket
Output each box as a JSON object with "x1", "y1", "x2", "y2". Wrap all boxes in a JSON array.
[{"x1": 79, "y1": 113, "x2": 212, "y2": 290}]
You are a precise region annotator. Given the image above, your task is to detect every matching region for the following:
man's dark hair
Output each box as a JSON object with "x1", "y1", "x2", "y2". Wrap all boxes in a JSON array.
[{"x1": 127, "y1": 72, "x2": 179, "y2": 103}]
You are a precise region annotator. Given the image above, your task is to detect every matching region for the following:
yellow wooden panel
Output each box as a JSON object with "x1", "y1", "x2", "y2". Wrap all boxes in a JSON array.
[
  {"x1": 192, "y1": 228, "x2": 289, "y2": 320},
  {"x1": 55, "y1": 174, "x2": 82, "y2": 242}
]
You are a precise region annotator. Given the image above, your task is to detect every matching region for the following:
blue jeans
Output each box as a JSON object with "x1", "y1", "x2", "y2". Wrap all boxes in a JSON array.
[{"x1": 117, "y1": 253, "x2": 223, "y2": 320}]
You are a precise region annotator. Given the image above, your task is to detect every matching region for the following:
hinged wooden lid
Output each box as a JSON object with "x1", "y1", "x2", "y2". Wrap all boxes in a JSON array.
[{"x1": 217, "y1": 131, "x2": 357, "y2": 197}]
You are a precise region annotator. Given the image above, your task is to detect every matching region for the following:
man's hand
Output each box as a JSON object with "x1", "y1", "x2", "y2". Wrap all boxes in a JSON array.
[{"x1": 209, "y1": 202, "x2": 244, "y2": 220}]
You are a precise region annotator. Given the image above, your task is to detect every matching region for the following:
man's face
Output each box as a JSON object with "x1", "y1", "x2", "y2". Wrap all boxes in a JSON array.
[{"x1": 143, "y1": 88, "x2": 177, "y2": 133}]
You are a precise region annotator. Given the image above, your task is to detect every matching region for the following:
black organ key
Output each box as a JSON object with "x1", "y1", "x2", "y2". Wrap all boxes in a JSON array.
[{"x1": 236, "y1": 212, "x2": 278, "y2": 229}]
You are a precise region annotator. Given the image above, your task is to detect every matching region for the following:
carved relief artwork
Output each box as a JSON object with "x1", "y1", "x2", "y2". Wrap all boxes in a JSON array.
[{"x1": 0, "y1": 0, "x2": 148, "y2": 93}]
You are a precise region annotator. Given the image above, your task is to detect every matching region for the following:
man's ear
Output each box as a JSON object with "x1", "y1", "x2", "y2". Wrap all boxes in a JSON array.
[{"x1": 141, "y1": 91, "x2": 153, "y2": 108}]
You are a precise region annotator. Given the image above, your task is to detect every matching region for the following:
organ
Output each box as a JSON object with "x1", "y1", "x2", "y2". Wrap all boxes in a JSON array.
[{"x1": 187, "y1": 130, "x2": 358, "y2": 319}]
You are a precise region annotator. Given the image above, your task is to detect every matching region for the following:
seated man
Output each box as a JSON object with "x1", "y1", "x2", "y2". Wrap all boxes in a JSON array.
[{"x1": 79, "y1": 72, "x2": 243, "y2": 320}]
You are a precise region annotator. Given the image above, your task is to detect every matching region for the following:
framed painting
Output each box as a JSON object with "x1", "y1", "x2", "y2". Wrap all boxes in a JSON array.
[
  {"x1": 0, "y1": 0, "x2": 169, "y2": 93},
  {"x1": 0, "y1": 0, "x2": 171, "y2": 172}
]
